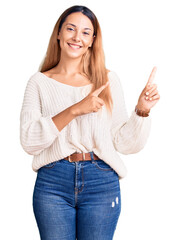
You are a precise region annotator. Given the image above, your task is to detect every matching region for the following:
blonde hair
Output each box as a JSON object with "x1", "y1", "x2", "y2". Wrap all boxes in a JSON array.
[{"x1": 38, "y1": 5, "x2": 113, "y2": 115}]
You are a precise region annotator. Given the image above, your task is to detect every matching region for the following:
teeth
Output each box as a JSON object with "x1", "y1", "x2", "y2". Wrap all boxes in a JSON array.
[{"x1": 68, "y1": 44, "x2": 81, "y2": 49}]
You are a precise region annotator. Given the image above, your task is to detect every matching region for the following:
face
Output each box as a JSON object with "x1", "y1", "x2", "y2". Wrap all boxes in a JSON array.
[{"x1": 57, "y1": 12, "x2": 95, "y2": 59}]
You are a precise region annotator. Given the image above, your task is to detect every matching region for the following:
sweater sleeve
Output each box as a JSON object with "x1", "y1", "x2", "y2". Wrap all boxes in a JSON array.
[
  {"x1": 110, "y1": 71, "x2": 151, "y2": 154},
  {"x1": 19, "y1": 74, "x2": 61, "y2": 155}
]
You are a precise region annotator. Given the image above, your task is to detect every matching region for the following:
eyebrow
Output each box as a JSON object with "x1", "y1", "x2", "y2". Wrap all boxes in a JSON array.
[{"x1": 65, "y1": 23, "x2": 92, "y2": 31}]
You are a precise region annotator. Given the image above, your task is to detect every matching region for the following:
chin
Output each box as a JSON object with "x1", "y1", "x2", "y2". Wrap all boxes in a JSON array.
[
  {"x1": 66, "y1": 51, "x2": 86, "y2": 59},
  {"x1": 67, "y1": 54, "x2": 82, "y2": 59}
]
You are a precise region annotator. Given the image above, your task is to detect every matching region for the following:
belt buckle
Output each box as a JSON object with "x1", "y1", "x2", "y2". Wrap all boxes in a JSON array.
[
  {"x1": 68, "y1": 155, "x2": 73, "y2": 162},
  {"x1": 68, "y1": 152, "x2": 85, "y2": 162}
]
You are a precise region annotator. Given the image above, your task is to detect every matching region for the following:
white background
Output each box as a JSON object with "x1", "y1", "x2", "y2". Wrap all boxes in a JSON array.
[{"x1": 1, "y1": 0, "x2": 179, "y2": 239}]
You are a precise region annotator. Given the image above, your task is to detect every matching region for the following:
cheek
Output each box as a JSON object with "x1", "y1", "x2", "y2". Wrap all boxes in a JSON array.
[
  {"x1": 63, "y1": 35, "x2": 70, "y2": 42},
  {"x1": 60, "y1": 30, "x2": 72, "y2": 41},
  {"x1": 82, "y1": 38, "x2": 92, "y2": 47}
]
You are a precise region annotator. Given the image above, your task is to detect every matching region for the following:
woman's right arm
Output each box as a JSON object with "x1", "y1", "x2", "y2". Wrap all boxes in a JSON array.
[
  {"x1": 51, "y1": 105, "x2": 78, "y2": 132},
  {"x1": 20, "y1": 76, "x2": 77, "y2": 156}
]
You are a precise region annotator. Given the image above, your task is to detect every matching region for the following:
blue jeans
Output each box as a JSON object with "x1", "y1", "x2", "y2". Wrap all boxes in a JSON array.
[{"x1": 32, "y1": 152, "x2": 121, "y2": 240}]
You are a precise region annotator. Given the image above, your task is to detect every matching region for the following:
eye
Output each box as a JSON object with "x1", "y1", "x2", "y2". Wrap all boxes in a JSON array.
[
  {"x1": 83, "y1": 32, "x2": 90, "y2": 35},
  {"x1": 67, "y1": 27, "x2": 74, "y2": 31}
]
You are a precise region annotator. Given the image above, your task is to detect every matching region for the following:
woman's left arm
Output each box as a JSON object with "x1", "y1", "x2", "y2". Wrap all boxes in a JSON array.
[{"x1": 110, "y1": 67, "x2": 160, "y2": 154}]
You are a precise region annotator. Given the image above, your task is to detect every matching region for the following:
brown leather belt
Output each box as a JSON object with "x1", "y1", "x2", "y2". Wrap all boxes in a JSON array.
[{"x1": 64, "y1": 152, "x2": 100, "y2": 162}]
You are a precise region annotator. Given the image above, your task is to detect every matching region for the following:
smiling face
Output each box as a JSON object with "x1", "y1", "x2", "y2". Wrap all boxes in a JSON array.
[{"x1": 57, "y1": 12, "x2": 95, "y2": 59}]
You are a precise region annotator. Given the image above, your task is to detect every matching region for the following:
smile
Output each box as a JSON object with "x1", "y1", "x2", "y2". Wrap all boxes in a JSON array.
[{"x1": 67, "y1": 43, "x2": 82, "y2": 49}]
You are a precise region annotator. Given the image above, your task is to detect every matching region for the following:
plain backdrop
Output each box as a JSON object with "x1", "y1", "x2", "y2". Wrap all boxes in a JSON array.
[{"x1": 1, "y1": 0, "x2": 179, "y2": 239}]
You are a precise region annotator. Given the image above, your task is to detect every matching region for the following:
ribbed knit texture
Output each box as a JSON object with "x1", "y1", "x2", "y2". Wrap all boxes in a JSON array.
[{"x1": 19, "y1": 71, "x2": 151, "y2": 179}]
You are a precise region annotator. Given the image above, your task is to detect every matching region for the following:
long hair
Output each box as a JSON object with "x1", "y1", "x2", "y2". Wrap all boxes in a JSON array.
[{"x1": 38, "y1": 5, "x2": 113, "y2": 115}]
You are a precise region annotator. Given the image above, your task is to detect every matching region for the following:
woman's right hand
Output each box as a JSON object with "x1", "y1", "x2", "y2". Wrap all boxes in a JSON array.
[{"x1": 71, "y1": 81, "x2": 110, "y2": 117}]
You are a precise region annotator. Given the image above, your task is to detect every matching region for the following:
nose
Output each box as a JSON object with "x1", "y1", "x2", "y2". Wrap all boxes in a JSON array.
[{"x1": 72, "y1": 30, "x2": 80, "y2": 42}]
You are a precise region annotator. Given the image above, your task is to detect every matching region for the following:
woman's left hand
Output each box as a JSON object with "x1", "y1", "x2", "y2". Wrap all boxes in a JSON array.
[{"x1": 136, "y1": 66, "x2": 160, "y2": 112}]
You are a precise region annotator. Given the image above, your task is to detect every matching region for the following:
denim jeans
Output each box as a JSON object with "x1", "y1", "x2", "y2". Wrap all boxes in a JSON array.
[{"x1": 32, "y1": 151, "x2": 121, "y2": 240}]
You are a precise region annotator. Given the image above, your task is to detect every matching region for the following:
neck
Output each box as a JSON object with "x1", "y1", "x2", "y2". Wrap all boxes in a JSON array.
[{"x1": 54, "y1": 54, "x2": 83, "y2": 76}]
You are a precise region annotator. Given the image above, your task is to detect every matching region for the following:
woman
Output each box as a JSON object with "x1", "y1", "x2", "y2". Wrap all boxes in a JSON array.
[{"x1": 20, "y1": 5, "x2": 160, "y2": 240}]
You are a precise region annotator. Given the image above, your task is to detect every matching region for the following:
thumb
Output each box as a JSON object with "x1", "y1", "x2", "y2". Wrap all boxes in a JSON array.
[{"x1": 92, "y1": 81, "x2": 110, "y2": 97}]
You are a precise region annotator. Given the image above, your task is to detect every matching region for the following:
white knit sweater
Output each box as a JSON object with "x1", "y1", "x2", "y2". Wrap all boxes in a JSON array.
[{"x1": 20, "y1": 71, "x2": 151, "y2": 179}]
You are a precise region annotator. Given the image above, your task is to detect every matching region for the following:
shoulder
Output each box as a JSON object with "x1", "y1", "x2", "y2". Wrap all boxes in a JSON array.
[
  {"x1": 106, "y1": 69, "x2": 120, "y2": 82},
  {"x1": 106, "y1": 70, "x2": 124, "y2": 94},
  {"x1": 24, "y1": 72, "x2": 44, "y2": 89},
  {"x1": 40, "y1": 70, "x2": 53, "y2": 78},
  {"x1": 106, "y1": 69, "x2": 114, "y2": 76},
  {"x1": 28, "y1": 71, "x2": 41, "y2": 80},
  {"x1": 106, "y1": 68, "x2": 118, "y2": 76}
]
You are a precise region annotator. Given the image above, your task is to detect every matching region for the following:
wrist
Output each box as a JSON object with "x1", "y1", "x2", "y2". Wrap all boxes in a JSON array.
[
  {"x1": 136, "y1": 103, "x2": 150, "y2": 112},
  {"x1": 69, "y1": 103, "x2": 80, "y2": 117},
  {"x1": 135, "y1": 105, "x2": 150, "y2": 117}
]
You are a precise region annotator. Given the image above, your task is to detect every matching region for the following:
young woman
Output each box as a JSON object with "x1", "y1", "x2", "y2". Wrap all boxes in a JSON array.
[{"x1": 20, "y1": 5, "x2": 160, "y2": 240}]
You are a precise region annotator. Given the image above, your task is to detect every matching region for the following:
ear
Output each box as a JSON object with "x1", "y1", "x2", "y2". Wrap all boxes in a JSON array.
[
  {"x1": 89, "y1": 35, "x2": 96, "y2": 47},
  {"x1": 57, "y1": 31, "x2": 61, "y2": 40}
]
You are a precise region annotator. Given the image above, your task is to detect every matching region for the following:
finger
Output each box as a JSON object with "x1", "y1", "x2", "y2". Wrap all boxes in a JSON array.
[
  {"x1": 147, "y1": 89, "x2": 158, "y2": 100},
  {"x1": 92, "y1": 81, "x2": 110, "y2": 97},
  {"x1": 146, "y1": 93, "x2": 160, "y2": 101},
  {"x1": 153, "y1": 94, "x2": 160, "y2": 99},
  {"x1": 150, "y1": 94, "x2": 160, "y2": 100},
  {"x1": 149, "y1": 89, "x2": 158, "y2": 98},
  {"x1": 145, "y1": 84, "x2": 157, "y2": 95},
  {"x1": 147, "y1": 66, "x2": 157, "y2": 86},
  {"x1": 97, "y1": 98, "x2": 105, "y2": 105}
]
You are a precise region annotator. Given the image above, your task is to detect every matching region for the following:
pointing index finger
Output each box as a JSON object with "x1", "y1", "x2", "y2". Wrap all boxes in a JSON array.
[
  {"x1": 147, "y1": 66, "x2": 157, "y2": 86},
  {"x1": 93, "y1": 81, "x2": 110, "y2": 97}
]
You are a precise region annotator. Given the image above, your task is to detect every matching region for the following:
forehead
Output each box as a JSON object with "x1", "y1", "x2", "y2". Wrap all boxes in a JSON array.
[{"x1": 64, "y1": 12, "x2": 93, "y2": 30}]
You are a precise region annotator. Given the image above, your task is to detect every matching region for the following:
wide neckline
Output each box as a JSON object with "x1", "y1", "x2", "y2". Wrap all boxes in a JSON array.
[
  {"x1": 38, "y1": 71, "x2": 113, "y2": 88},
  {"x1": 39, "y1": 72, "x2": 93, "y2": 88}
]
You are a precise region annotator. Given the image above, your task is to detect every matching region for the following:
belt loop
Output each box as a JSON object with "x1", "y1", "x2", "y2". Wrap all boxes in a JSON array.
[
  {"x1": 89, "y1": 151, "x2": 95, "y2": 163},
  {"x1": 82, "y1": 152, "x2": 85, "y2": 161}
]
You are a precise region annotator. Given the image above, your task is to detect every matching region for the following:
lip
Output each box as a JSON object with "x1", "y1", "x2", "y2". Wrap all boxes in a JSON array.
[{"x1": 67, "y1": 43, "x2": 82, "y2": 48}]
